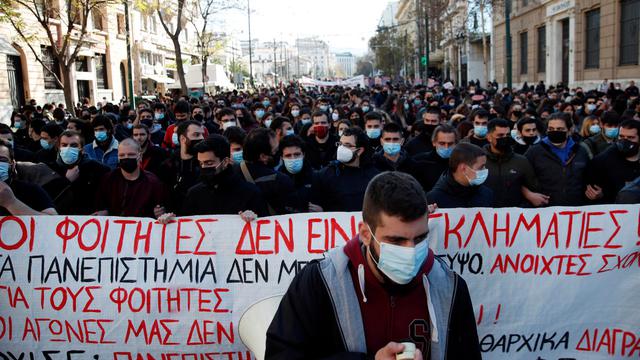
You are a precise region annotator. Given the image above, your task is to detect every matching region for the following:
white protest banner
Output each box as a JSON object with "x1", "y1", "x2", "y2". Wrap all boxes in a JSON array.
[{"x1": 0, "y1": 205, "x2": 638, "y2": 359}]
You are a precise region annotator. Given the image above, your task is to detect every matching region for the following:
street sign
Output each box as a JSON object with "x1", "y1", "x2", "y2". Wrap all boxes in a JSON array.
[{"x1": 420, "y1": 56, "x2": 427, "y2": 66}]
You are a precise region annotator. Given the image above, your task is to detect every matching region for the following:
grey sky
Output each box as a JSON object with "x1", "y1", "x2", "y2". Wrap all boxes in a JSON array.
[{"x1": 220, "y1": 0, "x2": 393, "y2": 56}]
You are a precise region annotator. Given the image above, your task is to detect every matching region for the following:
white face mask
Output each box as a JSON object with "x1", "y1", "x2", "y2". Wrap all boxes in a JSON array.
[
  {"x1": 367, "y1": 224, "x2": 428, "y2": 285},
  {"x1": 222, "y1": 121, "x2": 236, "y2": 130},
  {"x1": 336, "y1": 145, "x2": 355, "y2": 163}
]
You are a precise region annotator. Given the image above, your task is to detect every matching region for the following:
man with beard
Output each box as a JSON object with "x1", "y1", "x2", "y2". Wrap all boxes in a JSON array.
[
  {"x1": 158, "y1": 120, "x2": 205, "y2": 210},
  {"x1": 179, "y1": 135, "x2": 268, "y2": 217},
  {"x1": 405, "y1": 106, "x2": 441, "y2": 157},
  {"x1": 48, "y1": 130, "x2": 110, "y2": 214},
  {"x1": 132, "y1": 124, "x2": 167, "y2": 176},
  {"x1": 235, "y1": 128, "x2": 296, "y2": 215}
]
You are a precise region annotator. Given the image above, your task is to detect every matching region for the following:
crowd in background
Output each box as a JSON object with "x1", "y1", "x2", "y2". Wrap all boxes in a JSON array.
[{"x1": 2, "y1": 78, "x2": 639, "y2": 218}]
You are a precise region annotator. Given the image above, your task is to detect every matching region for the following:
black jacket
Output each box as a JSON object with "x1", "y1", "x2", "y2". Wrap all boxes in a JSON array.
[
  {"x1": 48, "y1": 156, "x2": 111, "y2": 215},
  {"x1": 405, "y1": 131, "x2": 433, "y2": 157},
  {"x1": 616, "y1": 176, "x2": 640, "y2": 204},
  {"x1": 581, "y1": 133, "x2": 614, "y2": 159},
  {"x1": 310, "y1": 162, "x2": 380, "y2": 212},
  {"x1": 427, "y1": 173, "x2": 494, "y2": 208},
  {"x1": 158, "y1": 154, "x2": 201, "y2": 211},
  {"x1": 372, "y1": 149, "x2": 414, "y2": 173},
  {"x1": 234, "y1": 161, "x2": 296, "y2": 215},
  {"x1": 141, "y1": 144, "x2": 168, "y2": 177},
  {"x1": 587, "y1": 145, "x2": 640, "y2": 204},
  {"x1": 179, "y1": 167, "x2": 269, "y2": 216},
  {"x1": 305, "y1": 134, "x2": 338, "y2": 170},
  {"x1": 525, "y1": 141, "x2": 589, "y2": 206},
  {"x1": 278, "y1": 162, "x2": 315, "y2": 213},
  {"x1": 408, "y1": 150, "x2": 449, "y2": 193},
  {"x1": 484, "y1": 145, "x2": 538, "y2": 207},
  {"x1": 265, "y1": 255, "x2": 480, "y2": 359}
]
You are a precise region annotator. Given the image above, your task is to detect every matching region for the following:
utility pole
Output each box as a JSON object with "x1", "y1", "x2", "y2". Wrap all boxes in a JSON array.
[
  {"x1": 247, "y1": 0, "x2": 254, "y2": 88},
  {"x1": 273, "y1": 38, "x2": 277, "y2": 86},
  {"x1": 123, "y1": 0, "x2": 135, "y2": 106},
  {"x1": 424, "y1": 0, "x2": 430, "y2": 81},
  {"x1": 505, "y1": 0, "x2": 513, "y2": 91}
]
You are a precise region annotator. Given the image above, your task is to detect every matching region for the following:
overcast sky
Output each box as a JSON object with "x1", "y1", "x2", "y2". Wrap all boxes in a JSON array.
[{"x1": 219, "y1": 0, "x2": 392, "y2": 56}]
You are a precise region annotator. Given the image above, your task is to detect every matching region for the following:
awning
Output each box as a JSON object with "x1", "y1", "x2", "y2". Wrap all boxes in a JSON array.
[
  {"x1": 0, "y1": 38, "x2": 19, "y2": 56},
  {"x1": 141, "y1": 74, "x2": 175, "y2": 84}
]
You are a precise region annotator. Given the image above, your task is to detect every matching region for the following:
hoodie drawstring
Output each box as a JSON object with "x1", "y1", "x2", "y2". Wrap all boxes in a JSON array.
[
  {"x1": 357, "y1": 264, "x2": 368, "y2": 303},
  {"x1": 422, "y1": 274, "x2": 439, "y2": 343}
]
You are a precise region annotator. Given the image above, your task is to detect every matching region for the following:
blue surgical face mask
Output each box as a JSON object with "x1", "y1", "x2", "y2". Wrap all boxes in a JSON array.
[
  {"x1": 13, "y1": 121, "x2": 22, "y2": 129},
  {"x1": 436, "y1": 146, "x2": 454, "y2": 159},
  {"x1": 171, "y1": 132, "x2": 179, "y2": 146},
  {"x1": 362, "y1": 105, "x2": 370, "y2": 113},
  {"x1": 284, "y1": 157, "x2": 304, "y2": 174},
  {"x1": 366, "y1": 128, "x2": 381, "y2": 139},
  {"x1": 319, "y1": 105, "x2": 329, "y2": 112},
  {"x1": 332, "y1": 113, "x2": 340, "y2": 121},
  {"x1": 59, "y1": 146, "x2": 80, "y2": 165},
  {"x1": 231, "y1": 150, "x2": 244, "y2": 163},
  {"x1": 126, "y1": 122, "x2": 134, "y2": 129},
  {"x1": 40, "y1": 139, "x2": 53, "y2": 150},
  {"x1": 155, "y1": 113, "x2": 165, "y2": 120},
  {"x1": 589, "y1": 124, "x2": 601, "y2": 135},
  {"x1": 467, "y1": 167, "x2": 489, "y2": 186},
  {"x1": 262, "y1": 100, "x2": 271, "y2": 107},
  {"x1": 285, "y1": 129, "x2": 295, "y2": 136},
  {"x1": 0, "y1": 162, "x2": 9, "y2": 182},
  {"x1": 264, "y1": 119, "x2": 272, "y2": 128},
  {"x1": 367, "y1": 224, "x2": 428, "y2": 285},
  {"x1": 95, "y1": 130, "x2": 108, "y2": 142},
  {"x1": 301, "y1": 118, "x2": 312, "y2": 126},
  {"x1": 474, "y1": 125, "x2": 488, "y2": 138},
  {"x1": 413, "y1": 99, "x2": 422, "y2": 106},
  {"x1": 382, "y1": 142, "x2": 402, "y2": 156},
  {"x1": 291, "y1": 110, "x2": 300, "y2": 117},
  {"x1": 255, "y1": 110, "x2": 265, "y2": 119},
  {"x1": 604, "y1": 127, "x2": 619, "y2": 139},
  {"x1": 151, "y1": 123, "x2": 163, "y2": 133}
]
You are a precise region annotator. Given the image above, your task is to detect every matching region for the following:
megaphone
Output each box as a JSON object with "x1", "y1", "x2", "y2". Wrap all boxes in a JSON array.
[{"x1": 239, "y1": 295, "x2": 284, "y2": 360}]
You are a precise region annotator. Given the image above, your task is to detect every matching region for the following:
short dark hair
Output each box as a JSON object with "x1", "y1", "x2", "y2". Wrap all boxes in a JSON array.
[
  {"x1": 620, "y1": 119, "x2": 640, "y2": 134},
  {"x1": 547, "y1": 112, "x2": 573, "y2": 129},
  {"x1": 0, "y1": 139, "x2": 14, "y2": 161},
  {"x1": 194, "y1": 134, "x2": 230, "y2": 160},
  {"x1": 53, "y1": 107, "x2": 65, "y2": 121},
  {"x1": 216, "y1": 107, "x2": 235, "y2": 120},
  {"x1": 243, "y1": 127, "x2": 275, "y2": 162},
  {"x1": 41, "y1": 122, "x2": 63, "y2": 138},
  {"x1": 139, "y1": 108, "x2": 153, "y2": 117},
  {"x1": 279, "y1": 134, "x2": 306, "y2": 153},
  {"x1": 449, "y1": 143, "x2": 486, "y2": 173},
  {"x1": 312, "y1": 110, "x2": 328, "y2": 120},
  {"x1": 487, "y1": 118, "x2": 511, "y2": 133},
  {"x1": 133, "y1": 124, "x2": 150, "y2": 135},
  {"x1": 0, "y1": 124, "x2": 11, "y2": 135},
  {"x1": 223, "y1": 126, "x2": 246, "y2": 145},
  {"x1": 270, "y1": 116, "x2": 291, "y2": 131},
  {"x1": 91, "y1": 115, "x2": 113, "y2": 131},
  {"x1": 431, "y1": 124, "x2": 459, "y2": 142},
  {"x1": 424, "y1": 106, "x2": 441, "y2": 115},
  {"x1": 364, "y1": 111, "x2": 383, "y2": 123},
  {"x1": 176, "y1": 119, "x2": 202, "y2": 138},
  {"x1": 342, "y1": 126, "x2": 368, "y2": 149},
  {"x1": 516, "y1": 116, "x2": 540, "y2": 132},
  {"x1": 363, "y1": 172, "x2": 427, "y2": 232},
  {"x1": 59, "y1": 130, "x2": 84, "y2": 146},
  {"x1": 174, "y1": 100, "x2": 191, "y2": 115},
  {"x1": 381, "y1": 122, "x2": 403, "y2": 137},
  {"x1": 601, "y1": 111, "x2": 621, "y2": 126}
]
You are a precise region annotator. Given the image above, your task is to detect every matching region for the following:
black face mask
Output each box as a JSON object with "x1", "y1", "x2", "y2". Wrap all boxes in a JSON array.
[
  {"x1": 495, "y1": 137, "x2": 513, "y2": 152},
  {"x1": 522, "y1": 136, "x2": 538, "y2": 145},
  {"x1": 547, "y1": 131, "x2": 567, "y2": 144},
  {"x1": 187, "y1": 139, "x2": 203, "y2": 156},
  {"x1": 200, "y1": 164, "x2": 226, "y2": 186},
  {"x1": 423, "y1": 124, "x2": 438, "y2": 135},
  {"x1": 128, "y1": 115, "x2": 137, "y2": 121},
  {"x1": 193, "y1": 114, "x2": 204, "y2": 122},
  {"x1": 119, "y1": 158, "x2": 138, "y2": 173},
  {"x1": 616, "y1": 139, "x2": 640, "y2": 157}
]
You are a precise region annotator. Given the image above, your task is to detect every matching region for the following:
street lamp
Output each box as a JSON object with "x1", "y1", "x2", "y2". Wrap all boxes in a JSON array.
[
  {"x1": 455, "y1": 31, "x2": 466, "y2": 86},
  {"x1": 123, "y1": 0, "x2": 135, "y2": 106}
]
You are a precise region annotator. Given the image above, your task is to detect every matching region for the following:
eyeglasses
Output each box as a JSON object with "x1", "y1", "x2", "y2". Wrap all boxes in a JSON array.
[{"x1": 336, "y1": 142, "x2": 356, "y2": 149}]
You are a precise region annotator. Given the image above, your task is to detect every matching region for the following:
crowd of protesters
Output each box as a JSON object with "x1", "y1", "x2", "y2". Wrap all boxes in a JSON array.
[{"x1": 2, "y1": 78, "x2": 639, "y2": 218}]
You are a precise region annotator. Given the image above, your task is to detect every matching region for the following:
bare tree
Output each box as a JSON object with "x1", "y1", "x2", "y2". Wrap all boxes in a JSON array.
[
  {"x1": 0, "y1": 0, "x2": 115, "y2": 110},
  {"x1": 153, "y1": 0, "x2": 191, "y2": 95},
  {"x1": 189, "y1": 0, "x2": 241, "y2": 94}
]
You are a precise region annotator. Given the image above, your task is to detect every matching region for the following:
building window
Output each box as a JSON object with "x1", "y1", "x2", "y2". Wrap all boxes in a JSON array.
[
  {"x1": 92, "y1": 8, "x2": 104, "y2": 31},
  {"x1": 537, "y1": 26, "x2": 546, "y2": 72},
  {"x1": 620, "y1": 0, "x2": 639, "y2": 65},
  {"x1": 585, "y1": 9, "x2": 600, "y2": 68},
  {"x1": 41, "y1": 45, "x2": 61, "y2": 89},
  {"x1": 117, "y1": 13, "x2": 125, "y2": 35},
  {"x1": 520, "y1": 31, "x2": 528, "y2": 74},
  {"x1": 142, "y1": 15, "x2": 148, "y2": 31},
  {"x1": 96, "y1": 54, "x2": 108, "y2": 89},
  {"x1": 76, "y1": 56, "x2": 89, "y2": 72},
  {"x1": 522, "y1": 0, "x2": 528, "y2": 7}
]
